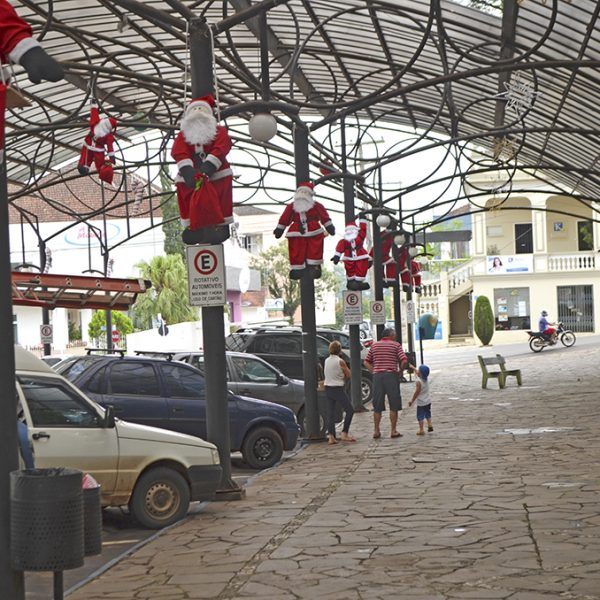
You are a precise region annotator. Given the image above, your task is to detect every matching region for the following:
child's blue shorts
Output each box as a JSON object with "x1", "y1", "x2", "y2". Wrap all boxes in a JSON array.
[{"x1": 416, "y1": 404, "x2": 432, "y2": 421}]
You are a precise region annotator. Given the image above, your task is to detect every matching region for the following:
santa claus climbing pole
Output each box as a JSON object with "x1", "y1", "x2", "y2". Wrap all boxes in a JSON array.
[
  {"x1": 171, "y1": 94, "x2": 233, "y2": 245},
  {"x1": 274, "y1": 182, "x2": 335, "y2": 279},
  {"x1": 332, "y1": 215, "x2": 372, "y2": 291}
]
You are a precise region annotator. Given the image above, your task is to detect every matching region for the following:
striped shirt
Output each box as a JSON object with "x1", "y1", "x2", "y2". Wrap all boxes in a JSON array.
[{"x1": 365, "y1": 339, "x2": 407, "y2": 374}]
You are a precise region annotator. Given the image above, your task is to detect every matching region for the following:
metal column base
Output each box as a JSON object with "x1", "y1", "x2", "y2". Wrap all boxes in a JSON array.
[{"x1": 214, "y1": 480, "x2": 246, "y2": 501}]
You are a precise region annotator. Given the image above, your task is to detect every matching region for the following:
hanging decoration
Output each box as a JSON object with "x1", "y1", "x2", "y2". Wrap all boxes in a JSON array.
[
  {"x1": 398, "y1": 247, "x2": 422, "y2": 294},
  {"x1": 171, "y1": 94, "x2": 233, "y2": 244},
  {"x1": 370, "y1": 226, "x2": 397, "y2": 287},
  {"x1": 0, "y1": 0, "x2": 63, "y2": 84},
  {"x1": 77, "y1": 100, "x2": 117, "y2": 184},
  {"x1": 332, "y1": 215, "x2": 371, "y2": 290},
  {"x1": 273, "y1": 181, "x2": 335, "y2": 279}
]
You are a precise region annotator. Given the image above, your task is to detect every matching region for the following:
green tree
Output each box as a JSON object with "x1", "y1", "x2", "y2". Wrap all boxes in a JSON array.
[
  {"x1": 160, "y1": 167, "x2": 184, "y2": 258},
  {"x1": 251, "y1": 241, "x2": 337, "y2": 323},
  {"x1": 425, "y1": 218, "x2": 472, "y2": 275},
  {"x1": 474, "y1": 295, "x2": 495, "y2": 346},
  {"x1": 88, "y1": 311, "x2": 134, "y2": 344},
  {"x1": 132, "y1": 254, "x2": 197, "y2": 329}
]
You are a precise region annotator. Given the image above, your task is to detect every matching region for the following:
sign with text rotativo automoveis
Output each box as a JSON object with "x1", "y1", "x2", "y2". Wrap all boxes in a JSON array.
[
  {"x1": 343, "y1": 290, "x2": 363, "y2": 325},
  {"x1": 186, "y1": 245, "x2": 227, "y2": 307}
]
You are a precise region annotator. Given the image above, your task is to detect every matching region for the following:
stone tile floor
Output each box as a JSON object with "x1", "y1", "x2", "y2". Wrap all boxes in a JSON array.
[{"x1": 69, "y1": 343, "x2": 600, "y2": 599}]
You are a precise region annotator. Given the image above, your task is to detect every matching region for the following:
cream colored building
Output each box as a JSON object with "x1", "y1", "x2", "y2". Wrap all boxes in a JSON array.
[{"x1": 420, "y1": 172, "x2": 599, "y2": 345}]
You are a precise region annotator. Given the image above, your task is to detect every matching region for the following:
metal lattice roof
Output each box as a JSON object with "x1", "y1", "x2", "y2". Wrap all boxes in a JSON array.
[{"x1": 6, "y1": 0, "x2": 600, "y2": 245}]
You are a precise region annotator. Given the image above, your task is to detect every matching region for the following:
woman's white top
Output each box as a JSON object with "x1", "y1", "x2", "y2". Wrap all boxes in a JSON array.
[
  {"x1": 324, "y1": 355, "x2": 345, "y2": 387},
  {"x1": 416, "y1": 378, "x2": 431, "y2": 406}
]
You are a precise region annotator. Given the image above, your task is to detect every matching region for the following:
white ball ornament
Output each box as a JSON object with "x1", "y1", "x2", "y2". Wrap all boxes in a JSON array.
[
  {"x1": 376, "y1": 214, "x2": 391, "y2": 228},
  {"x1": 249, "y1": 113, "x2": 277, "y2": 142}
]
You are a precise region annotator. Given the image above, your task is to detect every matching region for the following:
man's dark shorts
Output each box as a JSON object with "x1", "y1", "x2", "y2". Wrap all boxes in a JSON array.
[{"x1": 372, "y1": 372, "x2": 402, "y2": 413}]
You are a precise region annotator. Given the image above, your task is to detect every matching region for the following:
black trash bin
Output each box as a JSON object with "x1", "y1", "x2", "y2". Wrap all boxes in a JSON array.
[
  {"x1": 83, "y1": 486, "x2": 102, "y2": 557},
  {"x1": 10, "y1": 468, "x2": 84, "y2": 572}
]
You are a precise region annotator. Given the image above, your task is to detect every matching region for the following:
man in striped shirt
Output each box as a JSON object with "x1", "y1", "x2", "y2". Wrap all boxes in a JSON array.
[{"x1": 364, "y1": 328, "x2": 409, "y2": 439}]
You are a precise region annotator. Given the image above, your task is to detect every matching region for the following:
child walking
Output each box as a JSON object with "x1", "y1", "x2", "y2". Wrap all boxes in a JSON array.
[{"x1": 408, "y1": 364, "x2": 433, "y2": 436}]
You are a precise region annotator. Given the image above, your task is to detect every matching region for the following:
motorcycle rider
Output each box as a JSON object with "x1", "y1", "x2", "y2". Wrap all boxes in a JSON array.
[{"x1": 538, "y1": 310, "x2": 557, "y2": 344}]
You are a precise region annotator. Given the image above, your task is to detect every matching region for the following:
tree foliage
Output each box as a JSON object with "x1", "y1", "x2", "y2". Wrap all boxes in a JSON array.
[
  {"x1": 132, "y1": 254, "x2": 197, "y2": 329},
  {"x1": 88, "y1": 311, "x2": 134, "y2": 342},
  {"x1": 474, "y1": 295, "x2": 495, "y2": 346},
  {"x1": 251, "y1": 241, "x2": 337, "y2": 323},
  {"x1": 160, "y1": 167, "x2": 184, "y2": 259}
]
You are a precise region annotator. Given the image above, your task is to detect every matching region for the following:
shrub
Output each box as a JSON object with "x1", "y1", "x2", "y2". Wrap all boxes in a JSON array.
[{"x1": 474, "y1": 295, "x2": 494, "y2": 346}]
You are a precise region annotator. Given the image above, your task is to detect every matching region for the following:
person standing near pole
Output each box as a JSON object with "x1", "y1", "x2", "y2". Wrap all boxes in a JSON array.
[{"x1": 364, "y1": 327, "x2": 409, "y2": 439}]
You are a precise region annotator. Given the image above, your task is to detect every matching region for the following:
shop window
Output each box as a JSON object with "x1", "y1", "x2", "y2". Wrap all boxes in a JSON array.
[
  {"x1": 577, "y1": 221, "x2": 593, "y2": 251},
  {"x1": 493, "y1": 288, "x2": 530, "y2": 330}
]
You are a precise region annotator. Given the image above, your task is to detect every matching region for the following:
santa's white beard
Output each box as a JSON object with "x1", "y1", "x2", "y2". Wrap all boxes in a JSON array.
[
  {"x1": 293, "y1": 195, "x2": 314, "y2": 213},
  {"x1": 94, "y1": 118, "x2": 112, "y2": 138},
  {"x1": 181, "y1": 112, "x2": 217, "y2": 145},
  {"x1": 344, "y1": 229, "x2": 359, "y2": 242}
]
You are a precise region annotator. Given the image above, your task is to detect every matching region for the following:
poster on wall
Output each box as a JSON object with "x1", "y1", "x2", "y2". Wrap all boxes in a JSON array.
[{"x1": 486, "y1": 254, "x2": 533, "y2": 274}]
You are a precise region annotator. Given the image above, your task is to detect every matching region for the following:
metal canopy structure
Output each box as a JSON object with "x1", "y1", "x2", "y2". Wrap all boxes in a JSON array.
[
  {"x1": 5, "y1": 0, "x2": 600, "y2": 240},
  {"x1": 11, "y1": 272, "x2": 152, "y2": 310}
]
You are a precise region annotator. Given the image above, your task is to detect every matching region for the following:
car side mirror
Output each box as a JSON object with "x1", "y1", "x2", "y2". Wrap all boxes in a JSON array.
[
  {"x1": 276, "y1": 373, "x2": 288, "y2": 385},
  {"x1": 103, "y1": 405, "x2": 116, "y2": 429}
]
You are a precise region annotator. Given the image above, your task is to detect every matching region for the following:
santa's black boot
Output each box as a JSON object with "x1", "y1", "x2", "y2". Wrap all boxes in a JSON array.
[
  {"x1": 346, "y1": 280, "x2": 359, "y2": 290},
  {"x1": 309, "y1": 265, "x2": 322, "y2": 279},
  {"x1": 359, "y1": 281, "x2": 370, "y2": 291},
  {"x1": 290, "y1": 269, "x2": 303, "y2": 280}
]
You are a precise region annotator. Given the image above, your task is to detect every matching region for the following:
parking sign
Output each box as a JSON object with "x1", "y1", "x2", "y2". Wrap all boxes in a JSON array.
[{"x1": 343, "y1": 290, "x2": 363, "y2": 325}]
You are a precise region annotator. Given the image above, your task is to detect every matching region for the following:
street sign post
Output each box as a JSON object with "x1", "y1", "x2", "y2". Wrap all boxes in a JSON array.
[
  {"x1": 40, "y1": 324, "x2": 53, "y2": 345},
  {"x1": 406, "y1": 300, "x2": 416, "y2": 323},
  {"x1": 186, "y1": 245, "x2": 227, "y2": 307},
  {"x1": 370, "y1": 300, "x2": 386, "y2": 325},
  {"x1": 111, "y1": 330, "x2": 120, "y2": 344},
  {"x1": 343, "y1": 290, "x2": 363, "y2": 325}
]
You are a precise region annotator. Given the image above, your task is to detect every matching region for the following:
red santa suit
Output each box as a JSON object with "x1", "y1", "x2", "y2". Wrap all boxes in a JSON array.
[
  {"x1": 0, "y1": 0, "x2": 63, "y2": 84},
  {"x1": 398, "y1": 246, "x2": 422, "y2": 294},
  {"x1": 274, "y1": 182, "x2": 335, "y2": 278},
  {"x1": 333, "y1": 218, "x2": 371, "y2": 290},
  {"x1": 369, "y1": 228, "x2": 397, "y2": 287},
  {"x1": 77, "y1": 102, "x2": 117, "y2": 184},
  {"x1": 171, "y1": 95, "x2": 233, "y2": 229}
]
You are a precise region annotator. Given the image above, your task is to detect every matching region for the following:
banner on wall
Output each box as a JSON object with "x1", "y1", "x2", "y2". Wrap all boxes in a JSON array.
[{"x1": 486, "y1": 254, "x2": 533, "y2": 274}]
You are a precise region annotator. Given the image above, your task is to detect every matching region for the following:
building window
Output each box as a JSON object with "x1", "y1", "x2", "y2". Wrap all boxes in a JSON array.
[
  {"x1": 577, "y1": 221, "x2": 593, "y2": 251},
  {"x1": 240, "y1": 234, "x2": 262, "y2": 255},
  {"x1": 493, "y1": 287, "x2": 530, "y2": 331}
]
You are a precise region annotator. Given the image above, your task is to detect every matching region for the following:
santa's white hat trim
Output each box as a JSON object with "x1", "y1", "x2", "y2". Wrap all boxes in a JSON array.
[{"x1": 9, "y1": 37, "x2": 40, "y2": 64}]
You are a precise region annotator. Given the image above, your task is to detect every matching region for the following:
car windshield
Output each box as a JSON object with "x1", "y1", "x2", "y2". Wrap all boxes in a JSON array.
[{"x1": 55, "y1": 356, "x2": 100, "y2": 381}]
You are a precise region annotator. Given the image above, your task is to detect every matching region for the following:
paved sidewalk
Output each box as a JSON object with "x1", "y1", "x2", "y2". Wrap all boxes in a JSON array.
[{"x1": 69, "y1": 342, "x2": 600, "y2": 600}]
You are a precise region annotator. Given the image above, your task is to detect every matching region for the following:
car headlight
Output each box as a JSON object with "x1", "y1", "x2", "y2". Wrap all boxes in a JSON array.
[{"x1": 211, "y1": 449, "x2": 220, "y2": 464}]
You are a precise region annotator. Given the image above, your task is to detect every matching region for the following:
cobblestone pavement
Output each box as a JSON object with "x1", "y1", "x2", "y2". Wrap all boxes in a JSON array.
[{"x1": 69, "y1": 342, "x2": 600, "y2": 600}]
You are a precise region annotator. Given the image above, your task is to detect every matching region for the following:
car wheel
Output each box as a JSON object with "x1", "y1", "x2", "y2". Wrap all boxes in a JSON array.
[
  {"x1": 361, "y1": 376, "x2": 373, "y2": 404},
  {"x1": 129, "y1": 467, "x2": 190, "y2": 529},
  {"x1": 241, "y1": 426, "x2": 284, "y2": 470},
  {"x1": 298, "y1": 407, "x2": 326, "y2": 437}
]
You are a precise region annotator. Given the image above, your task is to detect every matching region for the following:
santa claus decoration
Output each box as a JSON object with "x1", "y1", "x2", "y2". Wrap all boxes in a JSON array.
[
  {"x1": 171, "y1": 94, "x2": 233, "y2": 244},
  {"x1": 77, "y1": 100, "x2": 117, "y2": 184},
  {"x1": 273, "y1": 181, "x2": 335, "y2": 279},
  {"x1": 0, "y1": 0, "x2": 63, "y2": 84},
  {"x1": 398, "y1": 246, "x2": 422, "y2": 294},
  {"x1": 369, "y1": 226, "x2": 397, "y2": 287},
  {"x1": 332, "y1": 216, "x2": 371, "y2": 291}
]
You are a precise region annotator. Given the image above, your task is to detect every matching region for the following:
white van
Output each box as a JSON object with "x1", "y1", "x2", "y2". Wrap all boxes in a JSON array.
[{"x1": 15, "y1": 346, "x2": 222, "y2": 529}]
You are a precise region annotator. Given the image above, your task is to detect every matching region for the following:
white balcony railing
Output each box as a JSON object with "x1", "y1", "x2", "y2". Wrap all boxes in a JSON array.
[{"x1": 547, "y1": 253, "x2": 596, "y2": 272}]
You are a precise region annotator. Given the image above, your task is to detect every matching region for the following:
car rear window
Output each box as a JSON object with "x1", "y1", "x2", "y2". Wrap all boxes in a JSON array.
[{"x1": 56, "y1": 356, "x2": 102, "y2": 381}]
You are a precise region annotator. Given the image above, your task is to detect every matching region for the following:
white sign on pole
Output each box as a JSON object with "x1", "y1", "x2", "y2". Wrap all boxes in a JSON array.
[
  {"x1": 186, "y1": 245, "x2": 227, "y2": 307},
  {"x1": 343, "y1": 290, "x2": 363, "y2": 325},
  {"x1": 40, "y1": 324, "x2": 53, "y2": 344},
  {"x1": 370, "y1": 300, "x2": 386, "y2": 325},
  {"x1": 406, "y1": 300, "x2": 416, "y2": 323}
]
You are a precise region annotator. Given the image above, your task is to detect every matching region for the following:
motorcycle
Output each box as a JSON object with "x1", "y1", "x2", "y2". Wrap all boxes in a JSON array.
[{"x1": 527, "y1": 321, "x2": 576, "y2": 352}]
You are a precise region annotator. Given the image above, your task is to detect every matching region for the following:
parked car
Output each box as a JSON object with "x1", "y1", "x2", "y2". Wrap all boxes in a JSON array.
[
  {"x1": 40, "y1": 354, "x2": 73, "y2": 367},
  {"x1": 167, "y1": 350, "x2": 335, "y2": 435},
  {"x1": 56, "y1": 353, "x2": 300, "y2": 470},
  {"x1": 14, "y1": 346, "x2": 222, "y2": 529},
  {"x1": 342, "y1": 321, "x2": 372, "y2": 340},
  {"x1": 226, "y1": 327, "x2": 373, "y2": 403}
]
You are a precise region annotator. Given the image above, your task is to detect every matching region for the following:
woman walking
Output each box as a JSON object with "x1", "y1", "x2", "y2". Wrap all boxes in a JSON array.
[{"x1": 323, "y1": 341, "x2": 356, "y2": 445}]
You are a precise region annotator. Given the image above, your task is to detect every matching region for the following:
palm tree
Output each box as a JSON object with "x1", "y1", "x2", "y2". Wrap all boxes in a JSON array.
[{"x1": 132, "y1": 254, "x2": 197, "y2": 329}]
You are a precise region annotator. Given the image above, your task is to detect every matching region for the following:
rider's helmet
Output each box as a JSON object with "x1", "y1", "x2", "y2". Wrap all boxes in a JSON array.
[{"x1": 541, "y1": 310, "x2": 548, "y2": 317}]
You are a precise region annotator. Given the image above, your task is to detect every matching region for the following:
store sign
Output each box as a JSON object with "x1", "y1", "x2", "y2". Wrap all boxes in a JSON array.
[
  {"x1": 64, "y1": 223, "x2": 121, "y2": 247},
  {"x1": 486, "y1": 254, "x2": 533, "y2": 274}
]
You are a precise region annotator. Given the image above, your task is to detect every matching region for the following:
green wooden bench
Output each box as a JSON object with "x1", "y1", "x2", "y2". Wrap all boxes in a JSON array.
[{"x1": 478, "y1": 354, "x2": 522, "y2": 389}]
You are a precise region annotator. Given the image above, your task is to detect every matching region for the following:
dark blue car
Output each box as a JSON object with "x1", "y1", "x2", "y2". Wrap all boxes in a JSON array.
[{"x1": 56, "y1": 354, "x2": 300, "y2": 470}]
